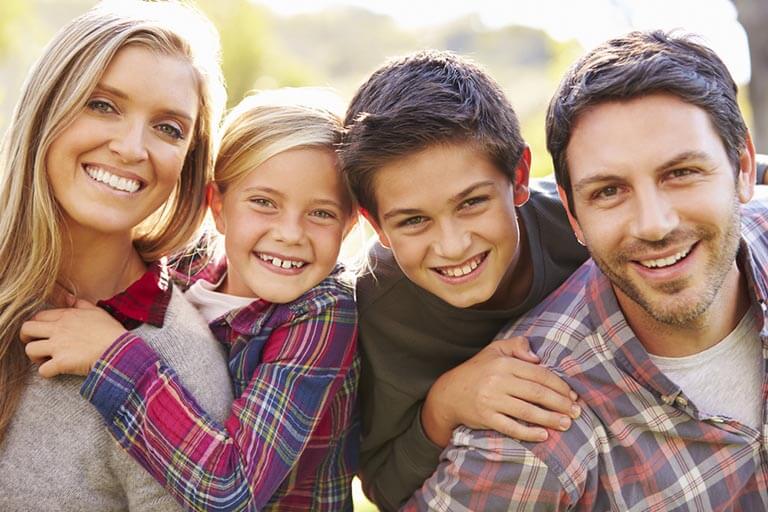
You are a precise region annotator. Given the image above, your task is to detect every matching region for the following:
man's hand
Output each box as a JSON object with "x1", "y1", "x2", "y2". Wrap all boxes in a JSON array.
[
  {"x1": 421, "y1": 336, "x2": 580, "y2": 446},
  {"x1": 20, "y1": 300, "x2": 127, "y2": 378}
]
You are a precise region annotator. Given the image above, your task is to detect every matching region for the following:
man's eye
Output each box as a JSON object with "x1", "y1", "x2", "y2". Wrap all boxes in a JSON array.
[
  {"x1": 668, "y1": 168, "x2": 695, "y2": 179},
  {"x1": 594, "y1": 186, "x2": 618, "y2": 199}
]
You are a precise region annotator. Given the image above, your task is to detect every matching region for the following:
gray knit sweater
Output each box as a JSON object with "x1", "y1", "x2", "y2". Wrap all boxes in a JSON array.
[{"x1": 0, "y1": 286, "x2": 234, "y2": 511}]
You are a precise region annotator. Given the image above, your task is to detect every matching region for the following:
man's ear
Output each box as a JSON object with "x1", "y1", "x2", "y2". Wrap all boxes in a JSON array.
[
  {"x1": 512, "y1": 146, "x2": 532, "y2": 206},
  {"x1": 557, "y1": 184, "x2": 585, "y2": 246},
  {"x1": 737, "y1": 131, "x2": 757, "y2": 204},
  {"x1": 208, "y1": 183, "x2": 226, "y2": 235},
  {"x1": 360, "y1": 207, "x2": 391, "y2": 249}
]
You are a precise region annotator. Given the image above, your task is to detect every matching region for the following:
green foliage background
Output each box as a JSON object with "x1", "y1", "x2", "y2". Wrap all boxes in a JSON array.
[{"x1": 0, "y1": 0, "x2": 585, "y2": 179}]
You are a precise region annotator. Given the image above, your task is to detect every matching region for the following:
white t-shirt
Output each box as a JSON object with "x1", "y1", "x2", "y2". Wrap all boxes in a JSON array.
[
  {"x1": 649, "y1": 307, "x2": 762, "y2": 429},
  {"x1": 184, "y1": 275, "x2": 255, "y2": 324}
]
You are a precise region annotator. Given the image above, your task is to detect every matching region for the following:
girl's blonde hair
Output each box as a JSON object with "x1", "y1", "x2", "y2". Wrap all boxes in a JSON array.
[
  {"x1": 0, "y1": 0, "x2": 225, "y2": 445},
  {"x1": 215, "y1": 88, "x2": 348, "y2": 197}
]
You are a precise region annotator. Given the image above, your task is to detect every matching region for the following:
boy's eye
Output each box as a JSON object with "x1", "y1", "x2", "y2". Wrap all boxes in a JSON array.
[
  {"x1": 156, "y1": 122, "x2": 184, "y2": 140},
  {"x1": 398, "y1": 215, "x2": 427, "y2": 228},
  {"x1": 459, "y1": 196, "x2": 489, "y2": 209},
  {"x1": 87, "y1": 99, "x2": 116, "y2": 114}
]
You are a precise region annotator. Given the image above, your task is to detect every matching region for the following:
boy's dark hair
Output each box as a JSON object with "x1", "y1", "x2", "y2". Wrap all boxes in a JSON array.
[
  {"x1": 547, "y1": 30, "x2": 748, "y2": 216},
  {"x1": 341, "y1": 50, "x2": 526, "y2": 220}
]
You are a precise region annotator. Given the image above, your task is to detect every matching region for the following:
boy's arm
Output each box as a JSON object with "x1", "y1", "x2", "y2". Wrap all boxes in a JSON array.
[{"x1": 81, "y1": 290, "x2": 358, "y2": 511}]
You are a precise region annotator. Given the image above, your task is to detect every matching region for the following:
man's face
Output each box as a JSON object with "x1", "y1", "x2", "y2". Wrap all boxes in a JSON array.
[
  {"x1": 370, "y1": 142, "x2": 531, "y2": 309},
  {"x1": 561, "y1": 93, "x2": 754, "y2": 331}
]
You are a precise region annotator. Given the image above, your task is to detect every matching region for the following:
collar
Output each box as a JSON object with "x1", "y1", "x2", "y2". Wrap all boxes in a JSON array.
[
  {"x1": 97, "y1": 259, "x2": 172, "y2": 330},
  {"x1": 584, "y1": 236, "x2": 767, "y2": 400}
]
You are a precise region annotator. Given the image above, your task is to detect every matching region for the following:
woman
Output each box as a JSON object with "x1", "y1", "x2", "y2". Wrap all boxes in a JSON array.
[{"x1": 0, "y1": 2, "x2": 232, "y2": 510}]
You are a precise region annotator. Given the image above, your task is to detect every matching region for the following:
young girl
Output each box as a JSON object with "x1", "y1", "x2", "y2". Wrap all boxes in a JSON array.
[
  {"x1": 0, "y1": 1, "x2": 232, "y2": 510},
  {"x1": 23, "y1": 89, "x2": 360, "y2": 511}
]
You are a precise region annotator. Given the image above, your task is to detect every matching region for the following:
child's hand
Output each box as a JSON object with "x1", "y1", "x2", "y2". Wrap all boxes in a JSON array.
[
  {"x1": 20, "y1": 300, "x2": 127, "y2": 378},
  {"x1": 421, "y1": 336, "x2": 581, "y2": 446}
]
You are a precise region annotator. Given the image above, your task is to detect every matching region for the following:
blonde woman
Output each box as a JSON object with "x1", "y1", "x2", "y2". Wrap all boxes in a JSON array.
[{"x1": 0, "y1": 2, "x2": 233, "y2": 510}]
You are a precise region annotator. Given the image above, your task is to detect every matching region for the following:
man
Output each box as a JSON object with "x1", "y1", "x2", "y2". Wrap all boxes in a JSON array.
[
  {"x1": 341, "y1": 50, "x2": 587, "y2": 510},
  {"x1": 406, "y1": 30, "x2": 768, "y2": 510}
]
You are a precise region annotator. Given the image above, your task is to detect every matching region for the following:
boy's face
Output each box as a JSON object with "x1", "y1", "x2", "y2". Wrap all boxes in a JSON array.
[
  {"x1": 560, "y1": 93, "x2": 755, "y2": 331},
  {"x1": 369, "y1": 142, "x2": 531, "y2": 309}
]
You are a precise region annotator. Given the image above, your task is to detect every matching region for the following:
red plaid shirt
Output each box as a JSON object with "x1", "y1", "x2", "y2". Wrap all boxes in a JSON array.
[{"x1": 98, "y1": 260, "x2": 172, "y2": 328}]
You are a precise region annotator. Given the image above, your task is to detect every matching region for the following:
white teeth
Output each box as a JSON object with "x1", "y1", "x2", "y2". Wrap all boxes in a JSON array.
[
  {"x1": 639, "y1": 247, "x2": 692, "y2": 269},
  {"x1": 257, "y1": 253, "x2": 306, "y2": 269},
  {"x1": 436, "y1": 254, "x2": 483, "y2": 278},
  {"x1": 85, "y1": 165, "x2": 140, "y2": 193}
]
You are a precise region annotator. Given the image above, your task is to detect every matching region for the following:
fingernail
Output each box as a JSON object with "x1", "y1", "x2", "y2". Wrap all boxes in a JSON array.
[
  {"x1": 537, "y1": 429, "x2": 548, "y2": 441},
  {"x1": 528, "y1": 350, "x2": 539, "y2": 359},
  {"x1": 570, "y1": 391, "x2": 578, "y2": 401},
  {"x1": 559, "y1": 416, "x2": 571, "y2": 430},
  {"x1": 571, "y1": 404, "x2": 581, "y2": 418}
]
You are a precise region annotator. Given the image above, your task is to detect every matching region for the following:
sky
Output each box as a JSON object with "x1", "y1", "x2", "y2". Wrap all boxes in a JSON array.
[{"x1": 255, "y1": 0, "x2": 751, "y2": 83}]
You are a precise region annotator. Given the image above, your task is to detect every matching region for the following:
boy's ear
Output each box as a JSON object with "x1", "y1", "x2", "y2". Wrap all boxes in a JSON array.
[
  {"x1": 360, "y1": 207, "x2": 391, "y2": 249},
  {"x1": 512, "y1": 146, "x2": 532, "y2": 206},
  {"x1": 208, "y1": 183, "x2": 226, "y2": 235},
  {"x1": 557, "y1": 184, "x2": 585, "y2": 246},
  {"x1": 737, "y1": 130, "x2": 756, "y2": 204}
]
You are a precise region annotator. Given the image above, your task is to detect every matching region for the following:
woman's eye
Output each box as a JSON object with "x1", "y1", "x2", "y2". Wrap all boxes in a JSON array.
[
  {"x1": 87, "y1": 99, "x2": 115, "y2": 114},
  {"x1": 594, "y1": 186, "x2": 618, "y2": 199},
  {"x1": 157, "y1": 123, "x2": 184, "y2": 140}
]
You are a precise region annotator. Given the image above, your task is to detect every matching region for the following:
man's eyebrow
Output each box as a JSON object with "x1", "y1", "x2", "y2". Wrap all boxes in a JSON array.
[
  {"x1": 572, "y1": 151, "x2": 715, "y2": 193},
  {"x1": 381, "y1": 180, "x2": 496, "y2": 221},
  {"x1": 93, "y1": 83, "x2": 195, "y2": 123}
]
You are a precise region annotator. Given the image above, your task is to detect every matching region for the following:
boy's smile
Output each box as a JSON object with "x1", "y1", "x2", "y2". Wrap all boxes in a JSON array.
[{"x1": 372, "y1": 142, "x2": 531, "y2": 309}]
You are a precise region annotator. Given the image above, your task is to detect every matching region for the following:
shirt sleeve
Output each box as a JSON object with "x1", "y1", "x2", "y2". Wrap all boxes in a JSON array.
[
  {"x1": 81, "y1": 290, "x2": 358, "y2": 512},
  {"x1": 401, "y1": 427, "x2": 572, "y2": 512},
  {"x1": 358, "y1": 398, "x2": 443, "y2": 511}
]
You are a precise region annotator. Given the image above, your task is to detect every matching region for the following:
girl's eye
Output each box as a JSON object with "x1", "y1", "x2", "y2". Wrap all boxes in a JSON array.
[
  {"x1": 157, "y1": 123, "x2": 184, "y2": 140},
  {"x1": 311, "y1": 209, "x2": 337, "y2": 220},
  {"x1": 87, "y1": 99, "x2": 116, "y2": 114},
  {"x1": 249, "y1": 197, "x2": 275, "y2": 208}
]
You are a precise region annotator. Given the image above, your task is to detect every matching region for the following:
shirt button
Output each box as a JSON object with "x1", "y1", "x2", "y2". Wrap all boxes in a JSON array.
[
  {"x1": 661, "y1": 395, "x2": 674, "y2": 405},
  {"x1": 710, "y1": 417, "x2": 725, "y2": 423},
  {"x1": 675, "y1": 396, "x2": 688, "y2": 407}
]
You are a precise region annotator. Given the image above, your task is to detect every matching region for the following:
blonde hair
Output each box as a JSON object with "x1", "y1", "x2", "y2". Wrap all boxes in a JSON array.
[
  {"x1": 215, "y1": 88, "x2": 347, "y2": 194},
  {"x1": 0, "y1": 0, "x2": 225, "y2": 445}
]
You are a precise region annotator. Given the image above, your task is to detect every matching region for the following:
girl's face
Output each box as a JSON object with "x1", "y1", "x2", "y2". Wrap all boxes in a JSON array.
[
  {"x1": 46, "y1": 45, "x2": 199, "y2": 242},
  {"x1": 211, "y1": 147, "x2": 354, "y2": 303}
]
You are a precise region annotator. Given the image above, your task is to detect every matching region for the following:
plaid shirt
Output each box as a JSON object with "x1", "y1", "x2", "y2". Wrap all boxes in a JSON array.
[
  {"x1": 81, "y1": 262, "x2": 360, "y2": 512},
  {"x1": 405, "y1": 200, "x2": 768, "y2": 511},
  {"x1": 97, "y1": 259, "x2": 172, "y2": 329}
]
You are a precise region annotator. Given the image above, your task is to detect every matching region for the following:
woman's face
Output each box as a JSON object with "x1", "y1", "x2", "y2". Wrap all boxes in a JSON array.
[{"x1": 45, "y1": 45, "x2": 199, "y2": 240}]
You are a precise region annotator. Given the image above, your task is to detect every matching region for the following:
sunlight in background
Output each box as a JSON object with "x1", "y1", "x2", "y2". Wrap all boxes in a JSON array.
[{"x1": 256, "y1": 0, "x2": 750, "y2": 83}]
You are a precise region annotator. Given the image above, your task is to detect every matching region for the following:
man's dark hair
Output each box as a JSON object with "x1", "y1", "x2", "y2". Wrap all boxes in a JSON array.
[
  {"x1": 341, "y1": 50, "x2": 526, "y2": 220},
  {"x1": 546, "y1": 30, "x2": 748, "y2": 216}
]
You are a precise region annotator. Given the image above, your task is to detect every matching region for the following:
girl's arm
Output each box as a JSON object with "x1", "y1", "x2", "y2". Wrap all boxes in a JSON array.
[{"x1": 23, "y1": 285, "x2": 358, "y2": 512}]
